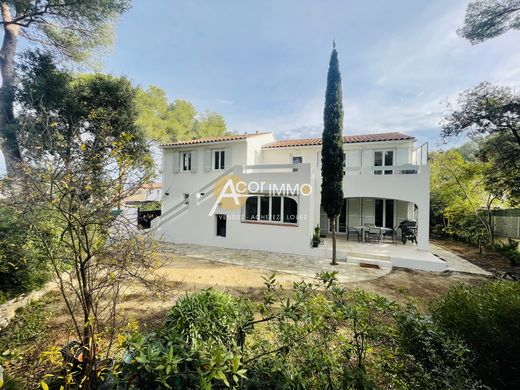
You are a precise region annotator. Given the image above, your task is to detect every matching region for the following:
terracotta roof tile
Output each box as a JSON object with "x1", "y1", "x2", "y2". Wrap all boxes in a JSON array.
[
  {"x1": 162, "y1": 132, "x2": 270, "y2": 147},
  {"x1": 263, "y1": 132, "x2": 414, "y2": 149}
]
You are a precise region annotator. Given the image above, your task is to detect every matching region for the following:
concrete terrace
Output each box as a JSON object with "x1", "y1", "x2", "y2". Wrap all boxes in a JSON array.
[
  {"x1": 159, "y1": 240, "x2": 489, "y2": 284},
  {"x1": 160, "y1": 242, "x2": 391, "y2": 284}
]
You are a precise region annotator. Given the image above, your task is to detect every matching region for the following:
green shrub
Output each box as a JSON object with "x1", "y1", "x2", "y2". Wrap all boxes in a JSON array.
[
  {"x1": 119, "y1": 289, "x2": 252, "y2": 389},
  {"x1": 0, "y1": 203, "x2": 50, "y2": 300},
  {"x1": 243, "y1": 288, "x2": 395, "y2": 390},
  {"x1": 494, "y1": 238, "x2": 520, "y2": 267},
  {"x1": 431, "y1": 281, "x2": 520, "y2": 389},
  {"x1": 395, "y1": 307, "x2": 477, "y2": 389},
  {"x1": 0, "y1": 296, "x2": 54, "y2": 351},
  {"x1": 0, "y1": 375, "x2": 25, "y2": 390},
  {"x1": 119, "y1": 277, "x2": 516, "y2": 390},
  {"x1": 164, "y1": 288, "x2": 253, "y2": 351}
]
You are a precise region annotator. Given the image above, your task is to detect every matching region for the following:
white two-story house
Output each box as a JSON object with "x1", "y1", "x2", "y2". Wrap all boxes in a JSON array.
[{"x1": 153, "y1": 131, "x2": 445, "y2": 271}]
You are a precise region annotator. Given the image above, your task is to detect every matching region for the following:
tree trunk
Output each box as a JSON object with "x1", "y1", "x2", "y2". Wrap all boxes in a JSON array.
[
  {"x1": 80, "y1": 264, "x2": 97, "y2": 388},
  {"x1": 0, "y1": 2, "x2": 23, "y2": 177},
  {"x1": 330, "y1": 217, "x2": 337, "y2": 265}
]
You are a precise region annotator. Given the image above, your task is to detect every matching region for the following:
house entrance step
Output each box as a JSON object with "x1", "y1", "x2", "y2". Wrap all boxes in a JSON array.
[
  {"x1": 346, "y1": 252, "x2": 391, "y2": 261},
  {"x1": 346, "y1": 254, "x2": 392, "y2": 270}
]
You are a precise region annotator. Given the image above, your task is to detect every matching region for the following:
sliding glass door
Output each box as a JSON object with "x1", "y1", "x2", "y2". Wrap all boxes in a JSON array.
[{"x1": 375, "y1": 199, "x2": 394, "y2": 228}]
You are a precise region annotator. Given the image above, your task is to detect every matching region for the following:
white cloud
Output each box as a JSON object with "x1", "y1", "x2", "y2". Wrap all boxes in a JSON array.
[
  {"x1": 218, "y1": 98, "x2": 234, "y2": 105},
  {"x1": 235, "y1": 1, "x2": 520, "y2": 151}
]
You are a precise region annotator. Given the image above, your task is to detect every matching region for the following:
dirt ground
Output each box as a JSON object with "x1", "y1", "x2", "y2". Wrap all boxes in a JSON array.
[
  {"x1": 126, "y1": 251, "x2": 488, "y2": 314},
  {"x1": 431, "y1": 237, "x2": 513, "y2": 272},
  {"x1": 0, "y1": 245, "x2": 490, "y2": 387}
]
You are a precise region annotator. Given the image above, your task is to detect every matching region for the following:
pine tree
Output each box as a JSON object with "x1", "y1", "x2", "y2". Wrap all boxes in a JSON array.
[{"x1": 321, "y1": 43, "x2": 344, "y2": 265}]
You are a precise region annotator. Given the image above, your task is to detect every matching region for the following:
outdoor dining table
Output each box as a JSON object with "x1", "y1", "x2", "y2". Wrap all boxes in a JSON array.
[{"x1": 354, "y1": 226, "x2": 393, "y2": 243}]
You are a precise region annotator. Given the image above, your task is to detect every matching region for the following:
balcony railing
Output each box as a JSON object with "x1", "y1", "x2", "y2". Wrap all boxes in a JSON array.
[
  {"x1": 345, "y1": 164, "x2": 425, "y2": 176},
  {"x1": 412, "y1": 142, "x2": 428, "y2": 166}
]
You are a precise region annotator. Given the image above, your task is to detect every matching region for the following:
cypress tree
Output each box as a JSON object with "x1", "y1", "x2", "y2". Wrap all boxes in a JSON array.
[{"x1": 321, "y1": 43, "x2": 344, "y2": 265}]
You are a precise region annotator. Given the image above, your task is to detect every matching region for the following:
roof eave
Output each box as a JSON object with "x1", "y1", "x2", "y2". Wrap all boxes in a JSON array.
[
  {"x1": 161, "y1": 138, "x2": 248, "y2": 149},
  {"x1": 263, "y1": 136, "x2": 416, "y2": 149}
]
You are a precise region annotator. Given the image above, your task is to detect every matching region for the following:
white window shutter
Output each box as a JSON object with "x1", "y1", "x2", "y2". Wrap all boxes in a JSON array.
[
  {"x1": 224, "y1": 147, "x2": 231, "y2": 169},
  {"x1": 396, "y1": 147, "x2": 409, "y2": 165},
  {"x1": 203, "y1": 149, "x2": 212, "y2": 172},
  {"x1": 191, "y1": 150, "x2": 198, "y2": 172},
  {"x1": 172, "y1": 152, "x2": 180, "y2": 173},
  {"x1": 362, "y1": 198, "x2": 375, "y2": 225},
  {"x1": 363, "y1": 150, "x2": 373, "y2": 167},
  {"x1": 347, "y1": 150, "x2": 361, "y2": 167}
]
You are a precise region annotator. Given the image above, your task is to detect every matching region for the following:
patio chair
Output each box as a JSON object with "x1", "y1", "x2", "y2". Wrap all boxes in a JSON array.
[
  {"x1": 382, "y1": 226, "x2": 397, "y2": 244},
  {"x1": 346, "y1": 226, "x2": 360, "y2": 242},
  {"x1": 398, "y1": 220, "x2": 417, "y2": 245},
  {"x1": 365, "y1": 226, "x2": 381, "y2": 243}
]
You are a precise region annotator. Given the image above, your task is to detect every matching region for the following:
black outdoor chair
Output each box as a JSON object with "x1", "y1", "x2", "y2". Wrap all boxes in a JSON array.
[
  {"x1": 398, "y1": 220, "x2": 417, "y2": 244},
  {"x1": 365, "y1": 225, "x2": 381, "y2": 243},
  {"x1": 382, "y1": 226, "x2": 397, "y2": 244},
  {"x1": 346, "y1": 226, "x2": 360, "y2": 242}
]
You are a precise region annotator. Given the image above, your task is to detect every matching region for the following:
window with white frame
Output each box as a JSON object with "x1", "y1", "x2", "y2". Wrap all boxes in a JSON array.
[
  {"x1": 374, "y1": 150, "x2": 394, "y2": 175},
  {"x1": 181, "y1": 151, "x2": 192, "y2": 172},
  {"x1": 214, "y1": 150, "x2": 225, "y2": 170},
  {"x1": 292, "y1": 156, "x2": 302, "y2": 164},
  {"x1": 243, "y1": 195, "x2": 298, "y2": 224}
]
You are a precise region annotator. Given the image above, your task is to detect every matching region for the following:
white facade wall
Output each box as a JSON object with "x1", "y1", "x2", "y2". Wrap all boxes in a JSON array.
[
  {"x1": 156, "y1": 163, "x2": 315, "y2": 254},
  {"x1": 259, "y1": 139, "x2": 428, "y2": 249},
  {"x1": 156, "y1": 133, "x2": 430, "y2": 258}
]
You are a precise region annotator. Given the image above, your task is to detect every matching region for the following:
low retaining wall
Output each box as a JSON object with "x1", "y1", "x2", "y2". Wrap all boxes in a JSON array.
[{"x1": 0, "y1": 282, "x2": 56, "y2": 331}]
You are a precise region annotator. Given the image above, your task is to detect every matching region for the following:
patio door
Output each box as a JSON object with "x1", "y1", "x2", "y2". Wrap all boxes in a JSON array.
[{"x1": 375, "y1": 199, "x2": 394, "y2": 228}]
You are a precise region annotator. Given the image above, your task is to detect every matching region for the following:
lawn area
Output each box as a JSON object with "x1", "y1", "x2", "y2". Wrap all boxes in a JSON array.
[{"x1": 0, "y1": 247, "x2": 489, "y2": 388}]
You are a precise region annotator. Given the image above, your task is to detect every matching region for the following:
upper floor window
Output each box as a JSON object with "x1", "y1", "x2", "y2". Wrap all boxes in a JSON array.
[
  {"x1": 374, "y1": 150, "x2": 394, "y2": 175},
  {"x1": 182, "y1": 151, "x2": 192, "y2": 172},
  {"x1": 214, "y1": 150, "x2": 225, "y2": 170},
  {"x1": 292, "y1": 156, "x2": 302, "y2": 164}
]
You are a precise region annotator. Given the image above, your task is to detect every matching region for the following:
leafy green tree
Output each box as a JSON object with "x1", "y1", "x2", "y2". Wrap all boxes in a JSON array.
[
  {"x1": 321, "y1": 44, "x2": 344, "y2": 265},
  {"x1": 135, "y1": 85, "x2": 227, "y2": 143},
  {"x1": 6, "y1": 53, "x2": 161, "y2": 388},
  {"x1": 442, "y1": 82, "x2": 520, "y2": 146},
  {"x1": 134, "y1": 86, "x2": 172, "y2": 142},
  {"x1": 442, "y1": 82, "x2": 520, "y2": 205},
  {"x1": 0, "y1": 0, "x2": 130, "y2": 177},
  {"x1": 0, "y1": 202, "x2": 49, "y2": 301},
  {"x1": 16, "y1": 52, "x2": 150, "y2": 177},
  {"x1": 168, "y1": 99, "x2": 198, "y2": 141},
  {"x1": 460, "y1": 0, "x2": 520, "y2": 43},
  {"x1": 194, "y1": 111, "x2": 227, "y2": 138},
  {"x1": 479, "y1": 132, "x2": 520, "y2": 204},
  {"x1": 430, "y1": 148, "x2": 502, "y2": 245}
]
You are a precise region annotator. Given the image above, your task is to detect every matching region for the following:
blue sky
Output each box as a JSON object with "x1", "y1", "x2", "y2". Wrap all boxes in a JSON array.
[
  {"x1": 100, "y1": 0, "x2": 520, "y2": 148},
  {"x1": 1, "y1": 0, "x2": 518, "y2": 173}
]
